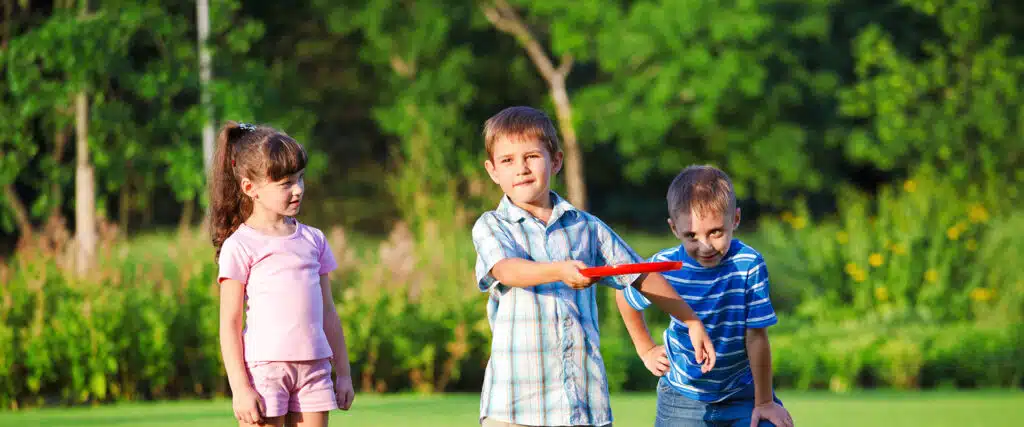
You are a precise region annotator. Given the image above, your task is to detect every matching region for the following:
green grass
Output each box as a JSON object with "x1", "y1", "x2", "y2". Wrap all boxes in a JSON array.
[{"x1": 2, "y1": 391, "x2": 1023, "y2": 427}]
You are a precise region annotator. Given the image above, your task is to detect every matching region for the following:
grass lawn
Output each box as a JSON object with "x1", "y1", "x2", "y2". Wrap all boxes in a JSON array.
[{"x1": 2, "y1": 390, "x2": 1022, "y2": 427}]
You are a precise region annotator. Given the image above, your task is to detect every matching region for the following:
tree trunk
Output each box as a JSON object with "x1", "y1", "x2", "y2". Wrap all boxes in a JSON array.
[
  {"x1": 178, "y1": 195, "x2": 195, "y2": 231},
  {"x1": 549, "y1": 79, "x2": 585, "y2": 211},
  {"x1": 49, "y1": 124, "x2": 68, "y2": 220},
  {"x1": 118, "y1": 175, "x2": 131, "y2": 232},
  {"x1": 481, "y1": 0, "x2": 588, "y2": 209},
  {"x1": 2, "y1": 184, "x2": 33, "y2": 237},
  {"x1": 197, "y1": 0, "x2": 215, "y2": 225},
  {"x1": 1, "y1": 0, "x2": 12, "y2": 50},
  {"x1": 74, "y1": 91, "x2": 96, "y2": 277}
]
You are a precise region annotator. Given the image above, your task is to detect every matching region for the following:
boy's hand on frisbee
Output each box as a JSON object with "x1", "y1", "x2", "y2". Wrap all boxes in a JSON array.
[
  {"x1": 686, "y1": 322, "x2": 716, "y2": 373},
  {"x1": 640, "y1": 344, "x2": 669, "y2": 377},
  {"x1": 558, "y1": 260, "x2": 599, "y2": 289}
]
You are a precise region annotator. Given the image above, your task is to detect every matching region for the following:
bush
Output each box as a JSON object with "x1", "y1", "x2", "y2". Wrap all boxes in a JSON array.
[
  {"x1": 2, "y1": 163, "x2": 1022, "y2": 408},
  {"x1": 752, "y1": 165, "x2": 1024, "y2": 324}
]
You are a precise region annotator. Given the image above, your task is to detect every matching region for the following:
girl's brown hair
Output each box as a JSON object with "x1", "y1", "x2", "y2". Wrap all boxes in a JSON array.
[{"x1": 209, "y1": 121, "x2": 307, "y2": 259}]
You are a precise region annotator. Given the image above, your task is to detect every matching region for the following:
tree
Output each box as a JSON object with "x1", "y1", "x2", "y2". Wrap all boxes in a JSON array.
[
  {"x1": 574, "y1": 0, "x2": 841, "y2": 204},
  {"x1": 838, "y1": 0, "x2": 1024, "y2": 181}
]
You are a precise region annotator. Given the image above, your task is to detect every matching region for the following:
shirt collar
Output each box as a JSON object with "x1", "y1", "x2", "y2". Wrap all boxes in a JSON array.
[{"x1": 497, "y1": 191, "x2": 578, "y2": 225}]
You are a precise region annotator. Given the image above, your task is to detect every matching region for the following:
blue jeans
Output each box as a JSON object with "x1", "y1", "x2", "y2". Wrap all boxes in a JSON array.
[{"x1": 653, "y1": 378, "x2": 783, "y2": 427}]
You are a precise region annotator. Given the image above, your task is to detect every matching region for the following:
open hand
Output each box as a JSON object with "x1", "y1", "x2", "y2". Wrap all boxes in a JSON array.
[
  {"x1": 640, "y1": 344, "x2": 670, "y2": 376},
  {"x1": 232, "y1": 386, "x2": 265, "y2": 425},
  {"x1": 686, "y1": 322, "x2": 716, "y2": 373},
  {"x1": 335, "y1": 374, "x2": 355, "y2": 410},
  {"x1": 750, "y1": 402, "x2": 793, "y2": 427},
  {"x1": 558, "y1": 260, "x2": 599, "y2": 290}
]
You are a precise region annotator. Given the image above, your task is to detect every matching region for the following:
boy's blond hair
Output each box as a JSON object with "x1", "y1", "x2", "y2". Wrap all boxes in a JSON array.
[
  {"x1": 667, "y1": 165, "x2": 737, "y2": 219},
  {"x1": 483, "y1": 106, "x2": 561, "y2": 160}
]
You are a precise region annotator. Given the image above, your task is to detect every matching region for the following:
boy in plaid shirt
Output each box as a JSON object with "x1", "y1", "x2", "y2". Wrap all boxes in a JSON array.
[{"x1": 472, "y1": 106, "x2": 716, "y2": 427}]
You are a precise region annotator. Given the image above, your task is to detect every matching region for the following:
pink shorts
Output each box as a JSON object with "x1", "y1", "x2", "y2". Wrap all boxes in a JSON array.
[{"x1": 246, "y1": 358, "x2": 338, "y2": 417}]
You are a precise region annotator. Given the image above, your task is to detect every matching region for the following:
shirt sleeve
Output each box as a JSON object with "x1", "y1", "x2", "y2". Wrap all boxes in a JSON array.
[
  {"x1": 317, "y1": 228, "x2": 338, "y2": 276},
  {"x1": 471, "y1": 213, "x2": 526, "y2": 292},
  {"x1": 591, "y1": 216, "x2": 646, "y2": 290},
  {"x1": 621, "y1": 252, "x2": 675, "y2": 310},
  {"x1": 218, "y1": 236, "x2": 251, "y2": 284},
  {"x1": 745, "y1": 256, "x2": 778, "y2": 328}
]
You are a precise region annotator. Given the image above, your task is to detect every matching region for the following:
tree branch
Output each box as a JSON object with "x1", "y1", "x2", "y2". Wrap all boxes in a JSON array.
[
  {"x1": 481, "y1": 0, "x2": 572, "y2": 82},
  {"x1": 2, "y1": 184, "x2": 33, "y2": 236}
]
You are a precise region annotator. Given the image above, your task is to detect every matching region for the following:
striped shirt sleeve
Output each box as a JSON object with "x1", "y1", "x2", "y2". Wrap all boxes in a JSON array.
[
  {"x1": 591, "y1": 216, "x2": 645, "y2": 290},
  {"x1": 622, "y1": 252, "x2": 673, "y2": 310},
  {"x1": 745, "y1": 256, "x2": 778, "y2": 328},
  {"x1": 471, "y1": 213, "x2": 524, "y2": 292}
]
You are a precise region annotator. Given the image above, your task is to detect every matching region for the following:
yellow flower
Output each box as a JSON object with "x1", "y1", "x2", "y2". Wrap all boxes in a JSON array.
[
  {"x1": 845, "y1": 263, "x2": 859, "y2": 275},
  {"x1": 791, "y1": 216, "x2": 808, "y2": 230},
  {"x1": 869, "y1": 253, "x2": 884, "y2": 267},
  {"x1": 853, "y1": 271, "x2": 867, "y2": 283},
  {"x1": 946, "y1": 226, "x2": 961, "y2": 240},
  {"x1": 924, "y1": 269, "x2": 939, "y2": 283},
  {"x1": 969, "y1": 288, "x2": 994, "y2": 303},
  {"x1": 903, "y1": 180, "x2": 917, "y2": 193},
  {"x1": 966, "y1": 238, "x2": 978, "y2": 252},
  {"x1": 968, "y1": 204, "x2": 989, "y2": 224},
  {"x1": 874, "y1": 286, "x2": 889, "y2": 302},
  {"x1": 837, "y1": 231, "x2": 849, "y2": 244},
  {"x1": 891, "y1": 242, "x2": 907, "y2": 255}
]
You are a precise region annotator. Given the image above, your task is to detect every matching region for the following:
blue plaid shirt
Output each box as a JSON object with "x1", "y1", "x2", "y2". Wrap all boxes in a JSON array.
[{"x1": 471, "y1": 192, "x2": 644, "y2": 426}]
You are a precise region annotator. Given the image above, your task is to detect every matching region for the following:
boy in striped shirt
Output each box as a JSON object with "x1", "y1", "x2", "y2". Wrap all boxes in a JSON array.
[
  {"x1": 472, "y1": 107, "x2": 717, "y2": 427},
  {"x1": 617, "y1": 165, "x2": 794, "y2": 427}
]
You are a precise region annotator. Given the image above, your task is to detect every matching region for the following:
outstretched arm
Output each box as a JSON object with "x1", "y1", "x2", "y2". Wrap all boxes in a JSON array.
[{"x1": 633, "y1": 273, "x2": 716, "y2": 372}]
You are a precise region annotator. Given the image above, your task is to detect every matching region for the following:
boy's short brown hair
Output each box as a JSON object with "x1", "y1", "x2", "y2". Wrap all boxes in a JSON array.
[
  {"x1": 483, "y1": 106, "x2": 561, "y2": 159},
  {"x1": 667, "y1": 165, "x2": 737, "y2": 219}
]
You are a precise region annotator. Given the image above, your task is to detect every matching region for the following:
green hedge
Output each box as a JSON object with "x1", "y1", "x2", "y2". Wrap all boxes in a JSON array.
[
  {"x1": 1, "y1": 233, "x2": 1021, "y2": 410},
  {"x1": 1, "y1": 166, "x2": 1021, "y2": 409}
]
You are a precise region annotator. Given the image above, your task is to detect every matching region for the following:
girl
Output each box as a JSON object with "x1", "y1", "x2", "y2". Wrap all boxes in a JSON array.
[{"x1": 210, "y1": 121, "x2": 354, "y2": 427}]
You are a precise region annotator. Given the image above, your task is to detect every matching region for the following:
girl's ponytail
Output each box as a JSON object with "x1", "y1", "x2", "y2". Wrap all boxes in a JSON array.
[{"x1": 209, "y1": 121, "x2": 253, "y2": 259}]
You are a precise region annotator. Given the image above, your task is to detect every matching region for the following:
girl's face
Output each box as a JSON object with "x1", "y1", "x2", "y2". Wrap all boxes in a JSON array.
[{"x1": 242, "y1": 169, "x2": 305, "y2": 218}]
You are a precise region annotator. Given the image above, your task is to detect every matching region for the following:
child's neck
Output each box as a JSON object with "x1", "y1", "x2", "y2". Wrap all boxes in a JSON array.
[
  {"x1": 245, "y1": 209, "x2": 295, "y2": 236},
  {"x1": 512, "y1": 196, "x2": 554, "y2": 224}
]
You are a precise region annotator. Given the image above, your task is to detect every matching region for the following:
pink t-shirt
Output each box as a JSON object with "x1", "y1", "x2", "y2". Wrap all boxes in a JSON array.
[{"x1": 217, "y1": 221, "x2": 338, "y2": 362}]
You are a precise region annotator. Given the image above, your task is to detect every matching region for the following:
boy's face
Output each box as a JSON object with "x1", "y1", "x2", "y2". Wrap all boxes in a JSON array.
[
  {"x1": 484, "y1": 136, "x2": 562, "y2": 208},
  {"x1": 669, "y1": 207, "x2": 740, "y2": 268}
]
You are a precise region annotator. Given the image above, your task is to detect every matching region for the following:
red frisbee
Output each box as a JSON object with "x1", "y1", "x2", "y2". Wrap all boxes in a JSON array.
[{"x1": 580, "y1": 261, "x2": 683, "y2": 278}]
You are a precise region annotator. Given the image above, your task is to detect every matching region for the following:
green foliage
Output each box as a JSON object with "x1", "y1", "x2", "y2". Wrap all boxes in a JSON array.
[
  {"x1": 770, "y1": 322, "x2": 1024, "y2": 392},
  {"x1": 838, "y1": 0, "x2": 1024, "y2": 180},
  {"x1": 753, "y1": 165, "x2": 1024, "y2": 324},
  {"x1": 576, "y1": 0, "x2": 835, "y2": 202},
  {"x1": 2, "y1": 221, "x2": 1021, "y2": 407}
]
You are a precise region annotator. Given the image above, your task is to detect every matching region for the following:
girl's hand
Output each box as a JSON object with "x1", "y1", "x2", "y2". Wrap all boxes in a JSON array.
[
  {"x1": 335, "y1": 375, "x2": 355, "y2": 410},
  {"x1": 232, "y1": 386, "x2": 265, "y2": 425}
]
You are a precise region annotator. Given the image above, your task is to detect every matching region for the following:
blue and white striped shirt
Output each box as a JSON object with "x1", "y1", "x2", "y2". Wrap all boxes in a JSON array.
[
  {"x1": 623, "y1": 239, "x2": 777, "y2": 403},
  {"x1": 472, "y1": 191, "x2": 644, "y2": 426}
]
